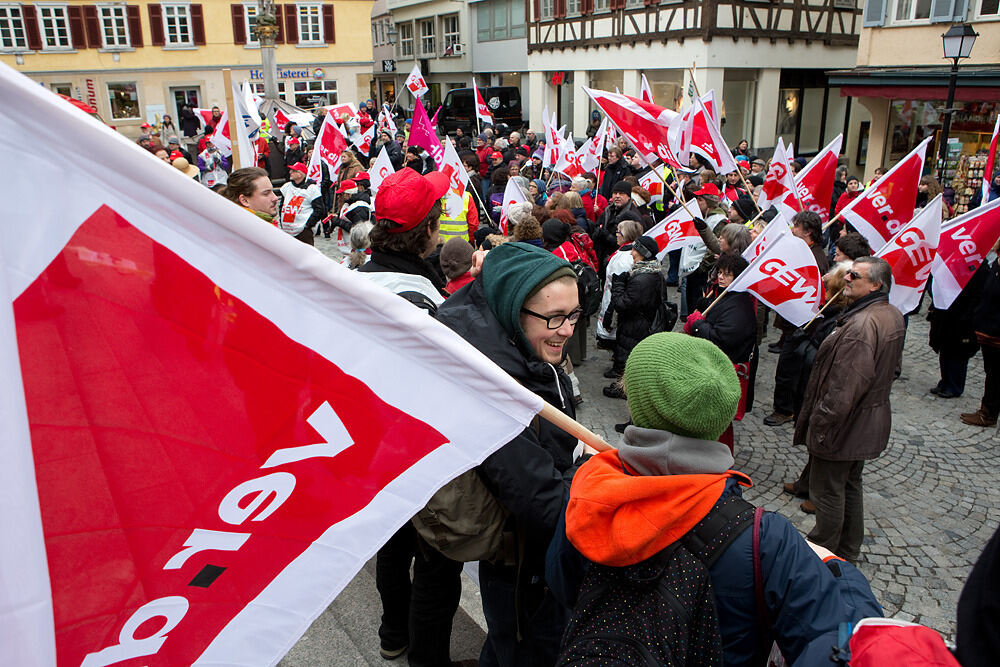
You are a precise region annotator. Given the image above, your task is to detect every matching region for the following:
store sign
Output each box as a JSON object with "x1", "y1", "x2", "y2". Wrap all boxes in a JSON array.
[
  {"x1": 382, "y1": 59, "x2": 396, "y2": 73},
  {"x1": 249, "y1": 68, "x2": 325, "y2": 81}
]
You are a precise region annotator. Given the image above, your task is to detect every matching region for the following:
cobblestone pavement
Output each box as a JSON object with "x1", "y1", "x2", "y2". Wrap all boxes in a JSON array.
[{"x1": 286, "y1": 239, "x2": 998, "y2": 663}]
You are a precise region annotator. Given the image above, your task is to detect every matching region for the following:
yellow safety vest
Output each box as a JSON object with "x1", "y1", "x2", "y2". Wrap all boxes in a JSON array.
[{"x1": 439, "y1": 191, "x2": 471, "y2": 242}]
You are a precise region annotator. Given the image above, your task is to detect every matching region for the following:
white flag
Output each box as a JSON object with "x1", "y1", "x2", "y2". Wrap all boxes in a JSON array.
[
  {"x1": 499, "y1": 177, "x2": 529, "y2": 235},
  {"x1": 369, "y1": 146, "x2": 396, "y2": 198},
  {"x1": 440, "y1": 136, "x2": 470, "y2": 218},
  {"x1": 727, "y1": 232, "x2": 824, "y2": 326},
  {"x1": 876, "y1": 195, "x2": 942, "y2": 315},
  {"x1": 405, "y1": 64, "x2": 429, "y2": 98},
  {"x1": 0, "y1": 60, "x2": 543, "y2": 667},
  {"x1": 742, "y1": 213, "x2": 792, "y2": 262}
]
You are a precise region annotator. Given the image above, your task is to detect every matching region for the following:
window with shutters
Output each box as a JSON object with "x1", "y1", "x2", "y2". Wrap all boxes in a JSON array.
[
  {"x1": 980, "y1": 0, "x2": 999, "y2": 15},
  {"x1": 397, "y1": 20, "x2": 412, "y2": 57},
  {"x1": 297, "y1": 3, "x2": 322, "y2": 44},
  {"x1": 893, "y1": 0, "x2": 932, "y2": 21},
  {"x1": 37, "y1": 4, "x2": 72, "y2": 49},
  {"x1": 162, "y1": 3, "x2": 192, "y2": 46},
  {"x1": 97, "y1": 3, "x2": 129, "y2": 48},
  {"x1": 418, "y1": 18, "x2": 434, "y2": 56},
  {"x1": 625, "y1": 0, "x2": 642, "y2": 8},
  {"x1": 244, "y1": 3, "x2": 259, "y2": 45},
  {"x1": 0, "y1": 4, "x2": 27, "y2": 50},
  {"x1": 442, "y1": 14, "x2": 459, "y2": 51},
  {"x1": 540, "y1": 0, "x2": 554, "y2": 20},
  {"x1": 593, "y1": 0, "x2": 610, "y2": 11},
  {"x1": 566, "y1": 0, "x2": 581, "y2": 16}
]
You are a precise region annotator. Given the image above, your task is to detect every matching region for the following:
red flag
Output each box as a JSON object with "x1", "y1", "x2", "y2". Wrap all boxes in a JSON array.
[
  {"x1": 307, "y1": 113, "x2": 348, "y2": 183},
  {"x1": 839, "y1": 137, "x2": 931, "y2": 249},
  {"x1": 553, "y1": 134, "x2": 585, "y2": 178},
  {"x1": 686, "y1": 91, "x2": 738, "y2": 175},
  {"x1": 1, "y1": 62, "x2": 544, "y2": 666},
  {"x1": 876, "y1": 195, "x2": 941, "y2": 314},
  {"x1": 640, "y1": 74, "x2": 653, "y2": 104},
  {"x1": 584, "y1": 87, "x2": 686, "y2": 170},
  {"x1": 757, "y1": 138, "x2": 796, "y2": 211},
  {"x1": 930, "y1": 197, "x2": 1000, "y2": 309},
  {"x1": 727, "y1": 232, "x2": 824, "y2": 326},
  {"x1": 474, "y1": 85, "x2": 493, "y2": 126},
  {"x1": 405, "y1": 64, "x2": 429, "y2": 98},
  {"x1": 408, "y1": 97, "x2": 445, "y2": 168},
  {"x1": 647, "y1": 204, "x2": 700, "y2": 258},
  {"x1": 775, "y1": 135, "x2": 843, "y2": 225}
]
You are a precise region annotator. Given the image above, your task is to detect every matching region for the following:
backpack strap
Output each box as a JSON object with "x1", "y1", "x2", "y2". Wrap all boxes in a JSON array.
[
  {"x1": 752, "y1": 506, "x2": 772, "y2": 629},
  {"x1": 680, "y1": 495, "x2": 755, "y2": 569}
]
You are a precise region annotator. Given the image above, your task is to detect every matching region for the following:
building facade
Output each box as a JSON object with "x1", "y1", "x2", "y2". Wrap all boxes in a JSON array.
[
  {"x1": 0, "y1": 1, "x2": 373, "y2": 138},
  {"x1": 830, "y1": 0, "x2": 1000, "y2": 182}
]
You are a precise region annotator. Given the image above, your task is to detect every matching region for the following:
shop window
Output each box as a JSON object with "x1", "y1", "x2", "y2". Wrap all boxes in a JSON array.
[
  {"x1": 108, "y1": 81, "x2": 140, "y2": 119},
  {"x1": 397, "y1": 21, "x2": 412, "y2": 58},
  {"x1": 98, "y1": 3, "x2": 130, "y2": 48},
  {"x1": 293, "y1": 80, "x2": 337, "y2": 108},
  {"x1": 418, "y1": 18, "x2": 434, "y2": 56},
  {"x1": 297, "y1": 3, "x2": 322, "y2": 44},
  {"x1": 162, "y1": 3, "x2": 192, "y2": 46},
  {"x1": 442, "y1": 14, "x2": 459, "y2": 52},
  {"x1": 893, "y1": 0, "x2": 932, "y2": 22},
  {"x1": 51, "y1": 82, "x2": 72, "y2": 96},
  {"x1": 0, "y1": 4, "x2": 27, "y2": 50},
  {"x1": 37, "y1": 4, "x2": 71, "y2": 49}
]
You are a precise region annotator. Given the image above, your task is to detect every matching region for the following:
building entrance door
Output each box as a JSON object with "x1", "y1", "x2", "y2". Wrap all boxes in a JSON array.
[{"x1": 171, "y1": 87, "x2": 201, "y2": 119}]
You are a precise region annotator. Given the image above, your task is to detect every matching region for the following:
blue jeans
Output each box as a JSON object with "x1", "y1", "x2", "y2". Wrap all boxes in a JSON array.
[{"x1": 479, "y1": 559, "x2": 569, "y2": 667}]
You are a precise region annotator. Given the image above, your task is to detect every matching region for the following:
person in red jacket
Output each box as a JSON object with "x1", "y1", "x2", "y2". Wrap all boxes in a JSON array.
[
  {"x1": 834, "y1": 175, "x2": 863, "y2": 215},
  {"x1": 576, "y1": 173, "x2": 608, "y2": 222}
]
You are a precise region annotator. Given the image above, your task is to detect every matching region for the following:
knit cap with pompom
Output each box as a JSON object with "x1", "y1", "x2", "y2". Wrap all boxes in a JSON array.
[{"x1": 624, "y1": 332, "x2": 741, "y2": 441}]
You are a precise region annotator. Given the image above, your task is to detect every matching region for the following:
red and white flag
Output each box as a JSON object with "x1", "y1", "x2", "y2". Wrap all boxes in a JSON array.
[
  {"x1": 876, "y1": 195, "x2": 942, "y2": 314},
  {"x1": 727, "y1": 232, "x2": 824, "y2": 326},
  {"x1": 499, "y1": 177, "x2": 529, "y2": 235},
  {"x1": 307, "y1": 112, "x2": 348, "y2": 184},
  {"x1": 369, "y1": 145, "x2": 396, "y2": 198},
  {"x1": 230, "y1": 79, "x2": 261, "y2": 169},
  {"x1": 930, "y1": 197, "x2": 1000, "y2": 309},
  {"x1": 408, "y1": 97, "x2": 445, "y2": 169},
  {"x1": 982, "y1": 115, "x2": 999, "y2": 205},
  {"x1": 756, "y1": 138, "x2": 797, "y2": 211},
  {"x1": 583, "y1": 87, "x2": 687, "y2": 170},
  {"x1": 775, "y1": 135, "x2": 843, "y2": 225},
  {"x1": 742, "y1": 213, "x2": 792, "y2": 261},
  {"x1": 646, "y1": 204, "x2": 699, "y2": 259},
  {"x1": 352, "y1": 122, "x2": 375, "y2": 156},
  {"x1": 640, "y1": 74, "x2": 654, "y2": 104},
  {"x1": 639, "y1": 168, "x2": 665, "y2": 204},
  {"x1": 542, "y1": 107, "x2": 563, "y2": 170},
  {"x1": 687, "y1": 91, "x2": 737, "y2": 175},
  {"x1": 553, "y1": 134, "x2": 585, "y2": 178},
  {"x1": 405, "y1": 64, "x2": 429, "y2": 98},
  {"x1": 474, "y1": 85, "x2": 494, "y2": 127},
  {"x1": 0, "y1": 62, "x2": 544, "y2": 667},
  {"x1": 377, "y1": 104, "x2": 398, "y2": 135},
  {"x1": 194, "y1": 107, "x2": 215, "y2": 130},
  {"x1": 838, "y1": 137, "x2": 930, "y2": 248},
  {"x1": 209, "y1": 109, "x2": 232, "y2": 156},
  {"x1": 440, "y1": 136, "x2": 470, "y2": 219}
]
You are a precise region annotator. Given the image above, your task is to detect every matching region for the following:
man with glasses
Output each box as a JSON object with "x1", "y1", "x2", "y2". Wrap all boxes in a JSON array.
[
  {"x1": 436, "y1": 241, "x2": 597, "y2": 666},
  {"x1": 793, "y1": 256, "x2": 905, "y2": 564}
]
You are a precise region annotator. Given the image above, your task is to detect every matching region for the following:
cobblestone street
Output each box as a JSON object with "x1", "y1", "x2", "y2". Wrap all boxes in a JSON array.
[{"x1": 282, "y1": 239, "x2": 999, "y2": 664}]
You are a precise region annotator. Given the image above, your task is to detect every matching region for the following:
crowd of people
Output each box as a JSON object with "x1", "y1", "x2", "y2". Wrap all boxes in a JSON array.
[{"x1": 134, "y1": 99, "x2": 999, "y2": 666}]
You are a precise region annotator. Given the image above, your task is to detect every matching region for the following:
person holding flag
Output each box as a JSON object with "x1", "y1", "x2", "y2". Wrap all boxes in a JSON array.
[
  {"x1": 794, "y1": 256, "x2": 905, "y2": 563},
  {"x1": 277, "y1": 161, "x2": 325, "y2": 246},
  {"x1": 960, "y1": 246, "x2": 1000, "y2": 427}
]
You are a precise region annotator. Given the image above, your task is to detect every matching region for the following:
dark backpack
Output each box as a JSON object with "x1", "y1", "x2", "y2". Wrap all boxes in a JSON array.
[
  {"x1": 557, "y1": 496, "x2": 756, "y2": 666},
  {"x1": 572, "y1": 260, "x2": 602, "y2": 317},
  {"x1": 649, "y1": 275, "x2": 678, "y2": 334}
]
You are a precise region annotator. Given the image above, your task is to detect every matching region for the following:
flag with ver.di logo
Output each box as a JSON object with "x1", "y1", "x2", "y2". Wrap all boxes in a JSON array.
[{"x1": 0, "y1": 62, "x2": 543, "y2": 667}]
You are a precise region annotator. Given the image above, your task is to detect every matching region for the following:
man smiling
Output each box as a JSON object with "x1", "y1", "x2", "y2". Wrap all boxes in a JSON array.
[{"x1": 435, "y1": 242, "x2": 594, "y2": 665}]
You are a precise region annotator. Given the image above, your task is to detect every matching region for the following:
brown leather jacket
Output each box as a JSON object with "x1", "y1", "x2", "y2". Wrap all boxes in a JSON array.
[{"x1": 794, "y1": 293, "x2": 905, "y2": 461}]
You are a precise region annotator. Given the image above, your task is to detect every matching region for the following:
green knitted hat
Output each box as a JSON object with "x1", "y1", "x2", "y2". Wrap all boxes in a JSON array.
[
  {"x1": 624, "y1": 332, "x2": 741, "y2": 441},
  {"x1": 480, "y1": 242, "x2": 575, "y2": 350}
]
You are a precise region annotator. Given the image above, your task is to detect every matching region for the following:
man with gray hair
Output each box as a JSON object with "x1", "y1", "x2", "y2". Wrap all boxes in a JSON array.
[{"x1": 793, "y1": 256, "x2": 905, "y2": 563}]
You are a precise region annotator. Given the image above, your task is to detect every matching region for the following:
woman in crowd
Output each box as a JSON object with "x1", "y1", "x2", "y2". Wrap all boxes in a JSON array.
[{"x1": 595, "y1": 219, "x2": 643, "y2": 356}]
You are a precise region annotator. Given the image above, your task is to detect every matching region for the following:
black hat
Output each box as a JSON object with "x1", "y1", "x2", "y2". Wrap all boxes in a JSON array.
[
  {"x1": 633, "y1": 235, "x2": 659, "y2": 260},
  {"x1": 612, "y1": 180, "x2": 633, "y2": 195}
]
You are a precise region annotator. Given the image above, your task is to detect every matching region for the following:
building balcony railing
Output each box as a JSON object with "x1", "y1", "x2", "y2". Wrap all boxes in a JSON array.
[{"x1": 527, "y1": 0, "x2": 861, "y2": 54}]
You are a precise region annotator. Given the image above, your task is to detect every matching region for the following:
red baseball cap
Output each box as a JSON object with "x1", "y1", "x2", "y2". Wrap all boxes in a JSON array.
[
  {"x1": 169, "y1": 150, "x2": 183, "y2": 160},
  {"x1": 693, "y1": 183, "x2": 721, "y2": 198},
  {"x1": 374, "y1": 169, "x2": 450, "y2": 232},
  {"x1": 288, "y1": 162, "x2": 308, "y2": 173},
  {"x1": 354, "y1": 171, "x2": 370, "y2": 181},
  {"x1": 336, "y1": 179, "x2": 358, "y2": 194},
  {"x1": 491, "y1": 151, "x2": 503, "y2": 160}
]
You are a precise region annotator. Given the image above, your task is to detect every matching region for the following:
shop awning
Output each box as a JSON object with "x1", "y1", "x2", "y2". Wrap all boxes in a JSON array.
[{"x1": 828, "y1": 65, "x2": 1000, "y2": 101}]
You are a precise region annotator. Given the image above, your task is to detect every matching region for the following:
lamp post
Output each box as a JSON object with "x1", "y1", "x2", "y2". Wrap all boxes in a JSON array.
[
  {"x1": 386, "y1": 24, "x2": 400, "y2": 114},
  {"x1": 938, "y1": 23, "x2": 979, "y2": 165}
]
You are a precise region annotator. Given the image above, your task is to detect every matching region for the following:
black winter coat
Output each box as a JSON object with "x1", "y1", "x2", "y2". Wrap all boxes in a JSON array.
[
  {"x1": 599, "y1": 159, "x2": 632, "y2": 200},
  {"x1": 610, "y1": 266, "x2": 665, "y2": 359},
  {"x1": 435, "y1": 280, "x2": 582, "y2": 578},
  {"x1": 690, "y1": 291, "x2": 756, "y2": 363},
  {"x1": 369, "y1": 139, "x2": 404, "y2": 171},
  {"x1": 593, "y1": 201, "x2": 640, "y2": 270},
  {"x1": 974, "y1": 258, "x2": 1000, "y2": 339},
  {"x1": 929, "y1": 262, "x2": 986, "y2": 358}
]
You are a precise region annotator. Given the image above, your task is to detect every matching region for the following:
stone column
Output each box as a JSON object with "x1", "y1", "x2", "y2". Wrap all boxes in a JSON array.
[
  {"x1": 857, "y1": 97, "x2": 891, "y2": 183},
  {"x1": 752, "y1": 68, "x2": 781, "y2": 151},
  {"x1": 573, "y1": 69, "x2": 589, "y2": 137},
  {"x1": 528, "y1": 70, "x2": 546, "y2": 131}
]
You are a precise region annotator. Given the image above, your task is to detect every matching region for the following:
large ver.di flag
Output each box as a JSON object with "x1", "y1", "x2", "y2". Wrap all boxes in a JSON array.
[{"x1": 0, "y1": 62, "x2": 544, "y2": 667}]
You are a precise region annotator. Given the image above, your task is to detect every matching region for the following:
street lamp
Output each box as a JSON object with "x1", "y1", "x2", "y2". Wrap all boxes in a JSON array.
[
  {"x1": 938, "y1": 23, "x2": 979, "y2": 164},
  {"x1": 386, "y1": 24, "x2": 399, "y2": 113}
]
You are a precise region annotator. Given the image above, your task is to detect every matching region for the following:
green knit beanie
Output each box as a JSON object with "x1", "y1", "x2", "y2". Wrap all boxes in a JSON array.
[
  {"x1": 624, "y1": 332, "x2": 741, "y2": 441},
  {"x1": 480, "y1": 242, "x2": 576, "y2": 350}
]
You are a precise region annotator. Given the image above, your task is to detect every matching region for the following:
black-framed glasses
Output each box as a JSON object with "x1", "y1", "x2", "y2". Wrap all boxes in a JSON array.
[{"x1": 521, "y1": 307, "x2": 583, "y2": 329}]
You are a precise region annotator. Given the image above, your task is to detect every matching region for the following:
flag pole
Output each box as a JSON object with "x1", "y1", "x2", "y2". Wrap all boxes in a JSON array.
[
  {"x1": 801, "y1": 287, "x2": 844, "y2": 329},
  {"x1": 686, "y1": 65, "x2": 762, "y2": 216},
  {"x1": 473, "y1": 76, "x2": 482, "y2": 138},
  {"x1": 223, "y1": 68, "x2": 243, "y2": 170},
  {"x1": 538, "y1": 402, "x2": 613, "y2": 452}
]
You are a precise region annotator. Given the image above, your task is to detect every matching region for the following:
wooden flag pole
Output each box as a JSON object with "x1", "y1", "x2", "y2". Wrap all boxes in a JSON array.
[
  {"x1": 222, "y1": 68, "x2": 243, "y2": 170},
  {"x1": 539, "y1": 402, "x2": 613, "y2": 452},
  {"x1": 801, "y1": 287, "x2": 844, "y2": 329},
  {"x1": 699, "y1": 281, "x2": 734, "y2": 318}
]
